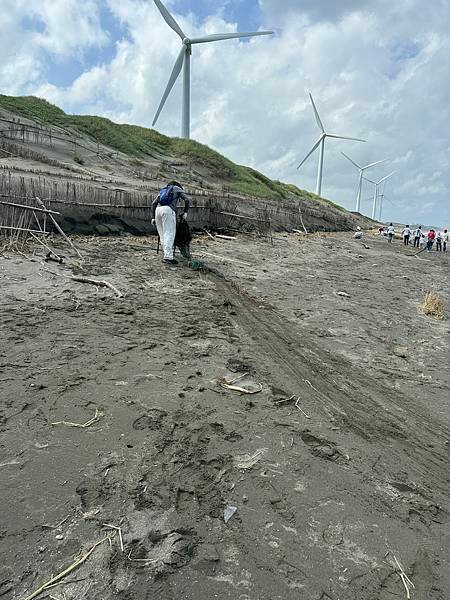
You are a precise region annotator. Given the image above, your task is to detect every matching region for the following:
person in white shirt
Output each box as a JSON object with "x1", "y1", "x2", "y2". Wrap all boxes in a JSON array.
[
  {"x1": 402, "y1": 225, "x2": 411, "y2": 246},
  {"x1": 435, "y1": 231, "x2": 442, "y2": 252},
  {"x1": 419, "y1": 235, "x2": 426, "y2": 250},
  {"x1": 443, "y1": 229, "x2": 449, "y2": 252},
  {"x1": 413, "y1": 225, "x2": 423, "y2": 248},
  {"x1": 387, "y1": 223, "x2": 395, "y2": 244}
]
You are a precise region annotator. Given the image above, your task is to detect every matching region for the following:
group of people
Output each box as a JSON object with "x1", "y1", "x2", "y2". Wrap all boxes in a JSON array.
[{"x1": 379, "y1": 224, "x2": 448, "y2": 252}]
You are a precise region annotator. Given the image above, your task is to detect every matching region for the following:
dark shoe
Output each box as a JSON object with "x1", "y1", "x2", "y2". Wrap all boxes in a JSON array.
[{"x1": 163, "y1": 258, "x2": 178, "y2": 265}]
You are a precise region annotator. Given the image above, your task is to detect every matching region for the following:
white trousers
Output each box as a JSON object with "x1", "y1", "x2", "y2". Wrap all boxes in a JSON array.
[{"x1": 155, "y1": 205, "x2": 176, "y2": 260}]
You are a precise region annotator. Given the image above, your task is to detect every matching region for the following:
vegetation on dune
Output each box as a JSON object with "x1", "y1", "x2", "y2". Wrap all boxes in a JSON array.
[{"x1": 0, "y1": 94, "x2": 346, "y2": 208}]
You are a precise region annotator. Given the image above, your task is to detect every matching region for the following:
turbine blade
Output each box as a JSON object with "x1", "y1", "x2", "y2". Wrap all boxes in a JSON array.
[
  {"x1": 341, "y1": 151, "x2": 361, "y2": 170},
  {"x1": 297, "y1": 138, "x2": 322, "y2": 170},
  {"x1": 363, "y1": 177, "x2": 376, "y2": 185},
  {"x1": 308, "y1": 93, "x2": 325, "y2": 133},
  {"x1": 363, "y1": 158, "x2": 388, "y2": 170},
  {"x1": 190, "y1": 31, "x2": 273, "y2": 44},
  {"x1": 378, "y1": 171, "x2": 396, "y2": 184},
  {"x1": 153, "y1": 0, "x2": 185, "y2": 39},
  {"x1": 327, "y1": 133, "x2": 366, "y2": 143},
  {"x1": 152, "y1": 47, "x2": 185, "y2": 127}
]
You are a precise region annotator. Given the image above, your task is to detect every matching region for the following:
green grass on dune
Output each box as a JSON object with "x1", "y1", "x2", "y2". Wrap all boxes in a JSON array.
[{"x1": 0, "y1": 94, "x2": 346, "y2": 207}]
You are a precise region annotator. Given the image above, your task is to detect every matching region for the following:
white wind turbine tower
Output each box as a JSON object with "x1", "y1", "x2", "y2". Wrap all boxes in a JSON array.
[
  {"x1": 297, "y1": 93, "x2": 366, "y2": 197},
  {"x1": 152, "y1": 0, "x2": 273, "y2": 139},
  {"x1": 341, "y1": 152, "x2": 388, "y2": 213},
  {"x1": 364, "y1": 172, "x2": 396, "y2": 220}
]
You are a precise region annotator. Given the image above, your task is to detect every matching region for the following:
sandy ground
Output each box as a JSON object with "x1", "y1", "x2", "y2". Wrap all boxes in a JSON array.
[{"x1": 1, "y1": 232, "x2": 449, "y2": 600}]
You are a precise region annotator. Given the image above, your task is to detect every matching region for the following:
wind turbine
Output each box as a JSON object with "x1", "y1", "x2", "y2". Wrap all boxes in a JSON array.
[
  {"x1": 341, "y1": 152, "x2": 388, "y2": 213},
  {"x1": 364, "y1": 172, "x2": 396, "y2": 220},
  {"x1": 152, "y1": 0, "x2": 273, "y2": 139},
  {"x1": 297, "y1": 93, "x2": 366, "y2": 197}
]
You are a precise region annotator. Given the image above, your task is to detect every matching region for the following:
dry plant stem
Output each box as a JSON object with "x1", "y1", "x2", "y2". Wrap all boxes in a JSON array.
[
  {"x1": 295, "y1": 397, "x2": 311, "y2": 419},
  {"x1": 23, "y1": 536, "x2": 111, "y2": 600},
  {"x1": 103, "y1": 524, "x2": 124, "y2": 552},
  {"x1": 393, "y1": 555, "x2": 415, "y2": 588},
  {"x1": 51, "y1": 408, "x2": 102, "y2": 429}
]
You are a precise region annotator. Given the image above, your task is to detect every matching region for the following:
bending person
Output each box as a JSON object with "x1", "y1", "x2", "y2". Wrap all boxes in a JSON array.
[{"x1": 151, "y1": 181, "x2": 190, "y2": 264}]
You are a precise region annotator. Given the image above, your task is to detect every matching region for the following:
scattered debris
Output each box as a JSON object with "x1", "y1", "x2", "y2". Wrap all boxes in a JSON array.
[
  {"x1": 234, "y1": 448, "x2": 268, "y2": 470},
  {"x1": 23, "y1": 535, "x2": 111, "y2": 600},
  {"x1": 219, "y1": 372, "x2": 263, "y2": 394},
  {"x1": 224, "y1": 506, "x2": 238, "y2": 524},
  {"x1": 51, "y1": 408, "x2": 103, "y2": 429},
  {"x1": 337, "y1": 291, "x2": 350, "y2": 298},
  {"x1": 215, "y1": 234, "x2": 236, "y2": 240}
]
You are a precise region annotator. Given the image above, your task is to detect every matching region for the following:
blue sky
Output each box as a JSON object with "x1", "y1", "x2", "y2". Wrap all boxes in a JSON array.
[{"x1": 1, "y1": 0, "x2": 449, "y2": 225}]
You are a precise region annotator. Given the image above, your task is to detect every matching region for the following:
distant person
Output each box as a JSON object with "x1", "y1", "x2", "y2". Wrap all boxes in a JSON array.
[
  {"x1": 354, "y1": 226, "x2": 363, "y2": 239},
  {"x1": 378, "y1": 226, "x2": 384, "y2": 235},
  {"x1": 413, "y1": 225, "x2": 423, "y2": 248},
  {"x1": 419, "y1": 235, "x2": 426, "y2": 250},
  {"x1": 435, "y1": 230, "x2": 442, "y2": 252},
  {"x1": 402, "y1": 224, "x2": 411, "y2": 246},
  {"x1": 443, "y1": 229, "x2": 449, "y2": 252},
  {"x1": 427, "y1": 229, "x2": 436, "y2": 252},
  {"x1": 151, "y1": 181, "x2": 190, "y2": 264},
  {"x1": 387, "y1": 223, "x2": 395, "y2": 243}
]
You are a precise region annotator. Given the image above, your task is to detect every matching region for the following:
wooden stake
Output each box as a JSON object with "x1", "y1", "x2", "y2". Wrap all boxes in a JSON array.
[{"x1": 35, "y1": 196, "x2": 83, "y2": 260}]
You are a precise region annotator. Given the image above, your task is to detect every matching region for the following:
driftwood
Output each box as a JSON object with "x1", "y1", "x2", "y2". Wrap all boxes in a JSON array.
[
  {"x1": 71, "y1": 275, "x2": 124, "y2": 298},
  {"x1": 42, "y1": 265, "x2": 124, "y2": 298},
  {"x1": 215, "y1": 234, "x2": 237, "y2": 240}
]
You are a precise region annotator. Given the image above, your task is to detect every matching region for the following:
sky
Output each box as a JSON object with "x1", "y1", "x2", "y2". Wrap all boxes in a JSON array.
[{"x1": 1, "y1": 0, "x2": 449, "y2": 225}]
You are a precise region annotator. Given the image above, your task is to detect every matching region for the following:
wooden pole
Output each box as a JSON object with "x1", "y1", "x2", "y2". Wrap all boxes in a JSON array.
[
  {"x1": 0, "y1": 199, "x2": 60, "y2": 214},
  {"x1": 35, "y1": 196, "x2": 83, "y2": 260}
]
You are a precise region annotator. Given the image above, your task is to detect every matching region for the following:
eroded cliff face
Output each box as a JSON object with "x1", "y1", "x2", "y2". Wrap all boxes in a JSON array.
[{"x1": 0, "y1": 103, "x2": 374, "y2": 239}]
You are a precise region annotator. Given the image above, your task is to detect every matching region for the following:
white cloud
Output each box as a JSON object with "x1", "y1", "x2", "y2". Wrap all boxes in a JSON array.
[{"x1": 1, "y1": 0, "x2": 449, "y2": 224}]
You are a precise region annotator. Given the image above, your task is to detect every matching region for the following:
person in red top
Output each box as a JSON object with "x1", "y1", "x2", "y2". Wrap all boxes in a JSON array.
[{"x1": 427, "y1": 229, "x2": 436, "y2": 252}]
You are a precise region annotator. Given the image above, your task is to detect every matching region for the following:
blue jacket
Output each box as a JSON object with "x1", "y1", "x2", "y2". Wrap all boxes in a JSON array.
[{"x1": 151, "y1": 185, "x2": 190, "y2": 218}]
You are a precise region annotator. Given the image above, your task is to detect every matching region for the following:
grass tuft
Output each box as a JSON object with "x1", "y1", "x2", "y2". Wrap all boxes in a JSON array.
[{"x1": 419, "y1": 291, "x2": 444, "y2": 319}]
